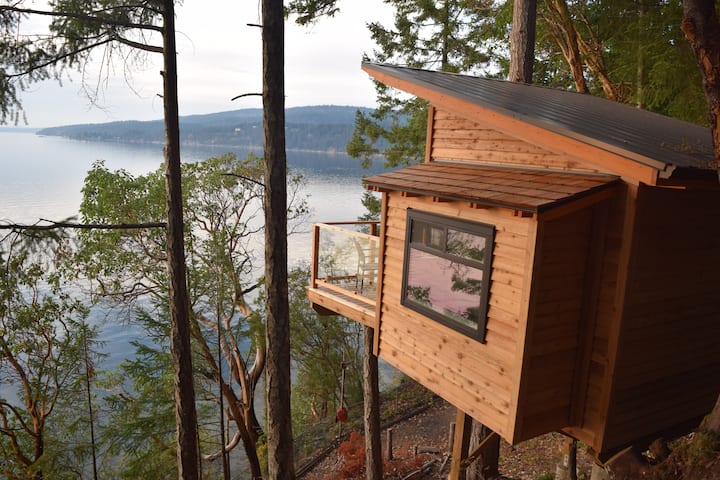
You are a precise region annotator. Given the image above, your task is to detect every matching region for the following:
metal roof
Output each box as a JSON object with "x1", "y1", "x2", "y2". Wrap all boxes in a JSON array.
[
  {"x1": 364, "y1": 162, "x2": 620, "y2": 213},
  {"x1": 363, "y1": 63, "x2": 715, "y2": 173}
]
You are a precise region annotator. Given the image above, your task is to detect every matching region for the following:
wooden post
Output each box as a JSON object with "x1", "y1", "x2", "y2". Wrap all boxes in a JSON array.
[
  {"x1": 448, "y1": 409, "x2": 472, "y2": 480},
  {"x1": 386, "y1": 428, "x2": 394, "y2": 461},
  {"x1": 556, "y1": 437, "x2": 578, "y2": 480},
  {"x1": 448, "y1": 422, "x2": 456, "y2": 451},
  {"x1": 310, "y1": 224, "x2": 320, "y2": 289}
]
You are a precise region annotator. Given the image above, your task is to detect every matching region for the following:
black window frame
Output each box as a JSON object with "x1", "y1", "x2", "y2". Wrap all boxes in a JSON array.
[{"x1": 401, "y1": 209, "x2": 494, "y2": 343}]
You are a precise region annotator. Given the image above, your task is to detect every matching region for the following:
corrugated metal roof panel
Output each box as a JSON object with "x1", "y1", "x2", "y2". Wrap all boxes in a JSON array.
[
  {"x1": 364, "y1": 63, "x2": 715, "y2": 173},
  {"x1": 363, "y1": 163, "x2": 620, "y2": 213}
]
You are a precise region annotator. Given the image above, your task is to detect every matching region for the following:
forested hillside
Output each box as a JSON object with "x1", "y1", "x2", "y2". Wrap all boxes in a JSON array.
[{"x1": 37, "y1": 105, "x2": 373, "y2": 153}]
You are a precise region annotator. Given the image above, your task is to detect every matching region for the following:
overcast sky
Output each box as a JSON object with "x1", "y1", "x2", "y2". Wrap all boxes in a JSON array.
[{"x1": 15, "y1": 1, "x2": 393, "y2": 128}]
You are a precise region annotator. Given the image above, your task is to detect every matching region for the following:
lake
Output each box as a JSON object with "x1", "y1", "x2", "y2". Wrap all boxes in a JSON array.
[{"x1": 0, "y1": 129, "x2": 386, "y2": 369}]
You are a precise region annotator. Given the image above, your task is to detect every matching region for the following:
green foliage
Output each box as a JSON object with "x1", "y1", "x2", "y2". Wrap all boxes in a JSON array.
[
  {"x1": 38, "y1": 106, "x2": 376, "y2": 153},
  {"x1": 99, "y1": 310, "x2": 178, "y2": 479},
  {"x1": 286, "y1": 0, "x2": 340, "y2": 25},
  {"x1": 347, "y1": 0, "x2": 505, "y2": 169},
  {"x1": 358, "y1": 191, "x2": 382, "y2": 222},
  {"x1": 0, "y1": 0, "x2": 165, "y2": 125},
  {"x1": 0, "y1": 230, "x2": 96, "y2": 478},
  {"x1": 40, "y1": 321, "x2": 106, "y2": 479},
  {"x1": 536, "y1": 0, "x2": 707, "y2": 124},
  {"x1": 284, "y1": 266, "x2": 364, "y2": 432},
  {"x1": 78, "y1": 152, "x2": 308, "y2": 476}
]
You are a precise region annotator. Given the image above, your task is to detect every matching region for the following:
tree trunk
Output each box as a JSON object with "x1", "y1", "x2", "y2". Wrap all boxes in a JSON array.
[
  {"x1": 545, "y1": 0, "x2": 588, "y2": 93},
  {"x1": 682, "y1": 0, "x2": 720, "y2": 169},
  {"x1": 576, "y1": 34, "x2": 618, "y2": 101},
  {"x1": 509, "y1": 0, "x2": 537, "y2": 83},
  {"x1": 465, "y1": 421, "x2": 500, "y2": 480},
  {"x1": 160, "y1": 1, "x2": 199, "y2": 478},
  {"x1": 363, "y1": 326, "x2": 382, "y2": 480},
  {"x1": 636, "y1": 2, "x2": 646, "y2": 109},
  {"x1": 262, "y1": 0, "x2": 295, "y2": 478},
  {"x1": 704, "y1": 394, "x2": 720, "y2": 432}
]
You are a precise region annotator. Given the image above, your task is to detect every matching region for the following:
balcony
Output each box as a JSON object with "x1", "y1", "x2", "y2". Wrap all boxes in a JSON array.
[{"x1": 308, "y1": 221, "x2": 380, "y2": 327}]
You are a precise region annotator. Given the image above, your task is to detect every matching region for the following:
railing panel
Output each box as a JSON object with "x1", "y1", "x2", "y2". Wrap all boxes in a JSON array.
[{"x1": 311, "y1": 222, "x2": 380, "y2": 301}]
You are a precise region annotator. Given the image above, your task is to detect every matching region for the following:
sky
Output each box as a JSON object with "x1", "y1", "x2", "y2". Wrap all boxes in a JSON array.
[{"x1": 14, "y1": 1, "x2": 394, "y2": 128}]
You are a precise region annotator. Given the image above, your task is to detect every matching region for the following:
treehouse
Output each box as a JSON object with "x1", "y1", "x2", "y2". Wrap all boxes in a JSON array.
[{"x1": 307, "y1": 63, "x2": 720, "y2": 464}]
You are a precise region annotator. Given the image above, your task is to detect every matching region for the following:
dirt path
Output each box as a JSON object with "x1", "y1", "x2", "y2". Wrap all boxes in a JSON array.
[{"x1": 301, "y1": 397, "x2": 597, "y2": 479}]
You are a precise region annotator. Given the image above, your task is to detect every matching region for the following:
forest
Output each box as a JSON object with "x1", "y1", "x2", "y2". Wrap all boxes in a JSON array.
[
  {"x1": 2, "y1": 0, "x2": 720, "y2": 479},
  {"x1": 36, "y1": 106, "x2": 376, "y2": 153}
]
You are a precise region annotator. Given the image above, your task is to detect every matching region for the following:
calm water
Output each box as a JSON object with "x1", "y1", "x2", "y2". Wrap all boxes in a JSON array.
[{"x1": 0, "y1": 129, "x2": 385, "y2": 369}]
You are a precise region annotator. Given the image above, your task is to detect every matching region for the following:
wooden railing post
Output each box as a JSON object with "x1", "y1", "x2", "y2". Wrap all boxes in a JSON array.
[{"x1": 310, "y1": 223, "x2": 320, "y2": 289}]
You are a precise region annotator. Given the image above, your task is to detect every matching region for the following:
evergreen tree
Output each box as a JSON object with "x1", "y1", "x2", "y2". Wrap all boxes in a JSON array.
[
  {"x1": 285, "y1": 267, "x2": 363, "y2": 429},
  {"x1": 538, "y1": 0, "x2": 707, "y2": 124},
  {"x1": 347, "y1": 0, "x2": 504, "y2": 169}
]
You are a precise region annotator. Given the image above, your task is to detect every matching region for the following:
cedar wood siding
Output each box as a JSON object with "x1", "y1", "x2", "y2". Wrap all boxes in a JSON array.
[
  {"x1": 426, "y1": 104, "x2": 621, "y2": 446},
  {"x1": 513, "y1": 206, "x2": 595, "y2": 442},
  {"x1": 600, "y1": 184, "x2": 720, "y2": 453},
  {"x1": 428, "y1": 108, "x2": 602, "y2": 173},
  {"x1": 376, "y1": 193, "x2": 536, "y2": 442},
  {"x1": 564, "y1": 191, "x2": 628, "y2": 453}
]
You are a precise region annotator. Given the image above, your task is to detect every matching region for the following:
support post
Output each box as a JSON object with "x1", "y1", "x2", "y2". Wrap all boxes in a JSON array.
[
  {"x1": 448, "y1": 409, "x2": 472, "y2": 480},
  {"x1": 556, "y1": 437, "x2": 578, "y2": 480},
  {"x1": 386, "y1": 428, "x2": 394, "y2": 460}
]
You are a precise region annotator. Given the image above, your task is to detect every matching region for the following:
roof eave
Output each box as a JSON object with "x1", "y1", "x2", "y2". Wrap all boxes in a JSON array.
[{"x1": 362, "y1": 63, "x2": 700, "y2": 184}]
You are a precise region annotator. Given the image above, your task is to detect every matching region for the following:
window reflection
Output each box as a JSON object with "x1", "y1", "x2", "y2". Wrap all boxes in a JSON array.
[
  {"x1": 406, "y1": 248, "x2": 484, "y2": 329},
  {"x1": 402, "y1": 210, "x2": 494, "y2": 342}
]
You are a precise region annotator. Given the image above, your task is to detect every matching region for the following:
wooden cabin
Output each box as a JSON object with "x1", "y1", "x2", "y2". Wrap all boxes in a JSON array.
[{"x1": 307, "y1": 63, "x2": 720, "y2": 463}]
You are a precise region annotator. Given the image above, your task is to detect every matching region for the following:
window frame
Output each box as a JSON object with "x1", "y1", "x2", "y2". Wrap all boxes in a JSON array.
[{"x1": 401, "y1": 209, "x2": 494, "y2": 343}]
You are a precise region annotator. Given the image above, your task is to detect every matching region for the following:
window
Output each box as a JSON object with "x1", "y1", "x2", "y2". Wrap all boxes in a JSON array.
[{"x1": 401, "y1": 210, "x2": 494, "y2": 342}]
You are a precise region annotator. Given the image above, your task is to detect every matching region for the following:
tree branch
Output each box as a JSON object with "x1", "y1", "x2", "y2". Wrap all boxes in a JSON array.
[
  {"x1": 0, "y1": 5, "x2": 163, "y2": 32},
  {"x1": 3, "y1": 38, "x2": 114, "y2": 79},
  {"x1": 202, "y1": 430, "x2": 242, "y2": 461},
  {"x1": 112, "y1": 33, "x2": 163, "y2": 54},
  {"x1": 231, "y1": 92, "x2": 262, "y2": 101},
  {"x1": 0, "y1": 220, "x2": 166, "y2": 231}
]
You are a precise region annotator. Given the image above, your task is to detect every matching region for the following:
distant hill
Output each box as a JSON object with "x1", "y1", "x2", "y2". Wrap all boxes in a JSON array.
[{"x1": 37, "y1": 105, "x2": 373, "y2": 153}]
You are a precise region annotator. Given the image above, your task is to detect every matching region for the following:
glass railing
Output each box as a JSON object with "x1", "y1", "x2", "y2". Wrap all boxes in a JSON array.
[{"x1": 310, "y1": 222, "x2": 380, "y2": 303}]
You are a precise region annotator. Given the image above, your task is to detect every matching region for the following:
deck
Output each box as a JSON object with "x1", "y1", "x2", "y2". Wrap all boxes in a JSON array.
[{"x1": 308, "y1": 222, "x2": 379, "y2": 326}]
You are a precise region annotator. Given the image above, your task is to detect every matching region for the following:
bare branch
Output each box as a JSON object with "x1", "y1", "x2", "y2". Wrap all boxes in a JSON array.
[
  {"x1": 221, "y1": 172, "x2": 265, "y2": 189},
  {"x1": 202, "y1": 430, "x2": 242, "y2": 461},
  {"x1": 112, "y1": 33, "x2": 163, "y2": 54},
  {"x1": 231, "y1": 92, "x2": 262, "y2": 101},
  {"x1": 0, "y1": 220, "x2": 166, "y2": 231}
]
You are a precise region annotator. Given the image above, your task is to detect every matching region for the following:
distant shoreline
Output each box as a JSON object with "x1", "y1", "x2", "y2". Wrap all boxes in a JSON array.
[
  {"x1": 0, "y1": 126, "x2": 40, "y2": 133},
  {"x1": 32, "y1": 134, "x2": 352, "y2": 157}
]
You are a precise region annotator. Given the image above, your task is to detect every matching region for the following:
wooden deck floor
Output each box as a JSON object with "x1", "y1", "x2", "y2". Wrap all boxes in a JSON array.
[{"x1": 307, "y1": 282, "x2": 377, "y2": 327}]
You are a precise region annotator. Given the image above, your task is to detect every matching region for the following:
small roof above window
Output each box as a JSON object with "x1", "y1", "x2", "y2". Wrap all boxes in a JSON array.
[{"x1": 363, "y1": 162, "x2": 620, "y2": 214}]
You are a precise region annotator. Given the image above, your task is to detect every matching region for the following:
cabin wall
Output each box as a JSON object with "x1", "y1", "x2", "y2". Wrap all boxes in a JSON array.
[
  {"x1": 513, "y1": 206, "x2": 596, "y2": 442},
  {"x1": 601, "y1": 184, "x2": 720, "y2": 453},
  {"x1": 428, "y1": 108, "x2": 601, "y2": 173},
  {"x1": 376, "y1": 193, "x2": 535, "y2": 442},
  {"x1": 568, "y1": 191, "x2": 628, "y2": 453}
]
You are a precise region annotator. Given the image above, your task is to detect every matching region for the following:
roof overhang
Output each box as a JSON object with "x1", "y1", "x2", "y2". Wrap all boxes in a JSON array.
[
  {"x1": 362, "y1": 63, "x2": 716, "y2": 185},
  {"x1": 363, "y1": 162, "x2": 620, "y2": 218}
]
